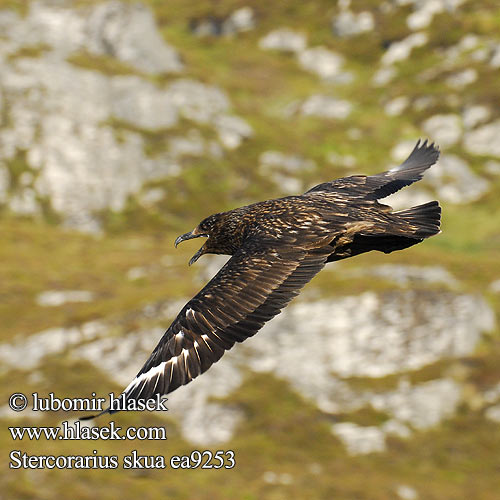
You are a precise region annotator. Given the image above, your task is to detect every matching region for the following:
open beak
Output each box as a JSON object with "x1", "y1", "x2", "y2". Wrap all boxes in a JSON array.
[
  {"x1": 174, "y1": 230, "x2": 208, "y2": 266},
  {"x1": 174, "y1": 230, "x2": 207, "y2": 248}
]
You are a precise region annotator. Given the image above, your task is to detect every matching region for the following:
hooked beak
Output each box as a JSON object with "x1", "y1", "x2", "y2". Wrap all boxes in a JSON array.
[{"x1": 174, "y1": 230, "x2": 207, "y2": 248}]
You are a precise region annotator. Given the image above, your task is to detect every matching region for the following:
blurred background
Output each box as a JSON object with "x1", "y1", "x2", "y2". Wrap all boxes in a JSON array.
[{"x1": 1, "y1": 0, "x2": 499, "y2": 498}]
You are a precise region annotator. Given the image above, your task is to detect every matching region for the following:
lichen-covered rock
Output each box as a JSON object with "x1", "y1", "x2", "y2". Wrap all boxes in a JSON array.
[
  {"x1": 370, "y1": 378, "x2": 462, "y2": 429},
  {"x1": 259, "y1": 28, "x2": 307, "y2": 53},
  {"x1": 381, "y1": 32, "x2": 428, "y2": 66},
  {"x1": 0, "y1": 284, "x2": 493, "y2": 445},
  {"x1": 426, "y1": 154, "x2": 489, "y2": 203},
  {"x1": 259, "y1": 151, "x2": 315, "y2": 194},
  {"x1": 111, "y1": 76, "x2": 178, "y2": 130},
  {"x1": 346, "y1": 264, "x2": 459, "y2": 287},
  {"x1": 332, "y1": 9, "x2": 374, "y2": 38},
  {"x1": 298, "y1": 46, "x2": 345, "y2": 80},
  {"x1": 405, "y1": 0, "x2": 465, "y2": 31},
  {"x1": 384, "y1": 96, "x2": 409, "y2": 116},
  {"x1": 421, "y1": 114, "x2": 462, "y2": 147},
  {"x1": 0, "y1": 28, "x2": 246, "y2": 230},
  {"x1": 446, "y1": 68, "x2": 477, "y2": 89},
  {"x1": 190, "y1": 7, "x2": 255, "y2": 38},
  {"x1": 331, "y1": 422, "x2": 386, "y2": 455},
  {"x1": 165, "y1": 79, "x2": 230, "y2": 123},
  {"x1": 299, "y1": 94, "x2": 352, "y2": 120},
  {"x1": 463, "y1": 120, "x2": 500, "y2": 157},
  {"x1": 4, "y1": 1, "x2": 183, "y2": 74},
  {"x1": 36, "y1": 290, "x2": 95, "y2": 307},
  {"x1": 214, "y1": 114, "x2": 253, "y2": 149},
  {"x1": 247, "y1": 291, "x2": 494, "y2": 380},
  {"x1": 462, "y1": 105, "x2": 491, "y2": 129}
]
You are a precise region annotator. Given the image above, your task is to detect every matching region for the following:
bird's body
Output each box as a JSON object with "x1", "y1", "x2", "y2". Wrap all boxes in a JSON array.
[{"x1": 82, "y1": 140, "x2": 441, "y2": 419}]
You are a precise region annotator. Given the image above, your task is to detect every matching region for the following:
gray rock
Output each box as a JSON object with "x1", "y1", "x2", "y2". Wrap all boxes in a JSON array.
[
  {"x1": 406, "y1": 1, "x2": 444, "y2": 30},
  {"x1": 225, "y1": 7, "x2": 255, "y2": 34},
  {"x1": 139, "y1": 187, "x2": 165, "y2": 207},
  {"x1": 3, "y1": 285, "x2": 493, "y2": 444},
  {"x1": 383, "y1": 187, "x2": 434, "y2": 210},
  {"x1": 0, "y1": 36, "x2": 246, "y2": 229},
  {"x1": 489, "y1": 43, "x2": 500, "y2": 68},
  {"x1": 484, "y1": 405, "x2": 500, "y2": 424},
  {"x1": 462, "y1": 104, "x2": 490, "y2": 129},
  {"x1": 259, "y1": 29, "x2": 307, "y2": 53},
  {"x1": 259, "y1": 151, "x2": 315, "y2": 194},
  {"x1": 406, "y1": 0, "x2": 466, "y2": 31},
  {"x1": 0, "y1": 321, "x2": 107, "y2": 373},
  {"x1": 214, "y1": 114, "x2": 253, "y2": 149},
  {"x1": 426, "y1": 154, "x2": 489, "y2": 203},
  {"x1": 463, "y1": 120, "x2": 500, "y2": 157},
  {"x1": 485, "y1": 160, "x2": 500, "y2": 175},
  {"x1": 327, "y1": 152, "x2": 357, "y2": 168},
  {"x1": 259, "y1": 151, "x2": 315, "y2": 173},
  {"x1": 421, "y1": 114, "x2": 462, "y2": 147},
  {"x1": 36, "y1": 290, "x2": 95, "y2": 307},
  {"x1": 299, "y1": 94, "x2": 352, "y2": 120},
  {"x1": 446, "y1": 68, "x2": 477, "y2": 89},
  {"x1": 165, "y1": 79, "x2": 230, "y2": 123},
  {"x1": 384, "y1": 96, "x2": 409, "y2": 116},
  {"x1": 372, "y1": 67, "x2": 396, "y2": 86},
  {"x1": 483, "y1": 382, "x2": 500, "y2": 403},
  {"x1": 262, "y1": 471, "x2": 294, "y2": 485},
  {"x1": 331, "y1": 422, "x2": 386, "y2": 455},
  {"x1": 382, "y1": 419, "x2": 412, "y2": 439},
  {"x1": 396, "y1": 485, "x2": 419, "y2": 500},
  {"x1": 370, "y1": 378, "x2": 462, "y2": 429},
  {"x1": 489, "y1": 280, "x2": 500, "y2": 293},
  {"x1": 190, "y1": 7, "x2": 255, "y2": 38},
  {"x1": 85, "y1": 1, "x2": 183, "y2": 74},
  {"x1": 298, "y1": 47, "x2": 345, "y2": 80},
  {"x1": 246, "y1": 291, "x2": 493, "y2": 381},
  {"x1": 9, "y1": 188, "x2": 39, "y2": 215},
  {"x1": 0, "y1": 30, "x2": 185, "y2": 229},
  {"x1": 332, "y1": 9, "x2": 375, "y2": 38},
  {"x1": 413, "y1": 95, "x2": 436, "y2": 111},
  {"x1": 347, "y1": 264, "x2": 459, "y2": 288},
  {"x1": 111, "y1": 76, "x2": 178, "y2": 130},
  {"x1": 5, "y1": 1, "x2": 182, "y2": 74},
  {"x1": 381, "y1": 32, "x2": 428, "y2": 66},
  {"x1": 168, "y1": 129, "x2": 206, "y2": 158}
]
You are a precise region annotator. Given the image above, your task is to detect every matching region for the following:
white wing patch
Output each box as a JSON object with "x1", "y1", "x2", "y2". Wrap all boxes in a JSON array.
[{"x1": 123, "y1": 361, "x2": 167, "y2": 394}]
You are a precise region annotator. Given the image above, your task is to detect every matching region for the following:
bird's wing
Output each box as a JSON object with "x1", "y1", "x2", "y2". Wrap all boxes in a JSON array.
[
  {"x1": 305, "y1": 139, "x2": 439, "y2": 200},
  {"x1": 103, "y1": 238, "x2": 332, "y2": 414}
]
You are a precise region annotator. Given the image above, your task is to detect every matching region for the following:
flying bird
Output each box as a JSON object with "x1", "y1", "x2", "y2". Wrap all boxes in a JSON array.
[{"x1": 83, "y1": 139, "x2": 440, "y2": 419}]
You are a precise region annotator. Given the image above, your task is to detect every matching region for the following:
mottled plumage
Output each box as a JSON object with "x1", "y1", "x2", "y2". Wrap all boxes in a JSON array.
[{"x1": 83, "y1": 139, "x2": 440, "y2": 419}]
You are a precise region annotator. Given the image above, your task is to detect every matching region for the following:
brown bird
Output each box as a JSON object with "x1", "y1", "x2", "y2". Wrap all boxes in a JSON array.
[{"x1": 83, "y1": 139, "x2": 440, "y2": 418}]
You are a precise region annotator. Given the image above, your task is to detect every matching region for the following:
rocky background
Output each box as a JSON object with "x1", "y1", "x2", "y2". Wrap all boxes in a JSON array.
[{"x1": 1, "y1": 0, "x2": 499, "y2": 499}]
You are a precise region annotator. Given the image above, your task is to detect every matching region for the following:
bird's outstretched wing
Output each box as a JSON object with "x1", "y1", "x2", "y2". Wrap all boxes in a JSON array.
[
  {"x1": 89, "y1": 238, "x2": 332, "y2": 417},
  {"x1": 306, "y1": 139, "x2": 439, "y2": 200}
]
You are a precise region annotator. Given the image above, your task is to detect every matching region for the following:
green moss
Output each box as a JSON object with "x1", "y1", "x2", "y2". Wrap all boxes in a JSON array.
[
  {"x1": 67, "y1": 51, "x2": 140, "y2": 77},
  {"x1": 0, "y1": 0, "x2": 27, "y2": 15},
  {"x1": 6, "y1": 44, "x2": 51, "y2": 60},
  {"x1": 4, "y1": 149, "x2": 32, "y2": 190}
]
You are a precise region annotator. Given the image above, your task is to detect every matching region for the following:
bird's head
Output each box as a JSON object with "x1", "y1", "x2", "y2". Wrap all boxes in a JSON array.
[{"x1": 175, "y1": 212, "x2": 232, "y2": 265}]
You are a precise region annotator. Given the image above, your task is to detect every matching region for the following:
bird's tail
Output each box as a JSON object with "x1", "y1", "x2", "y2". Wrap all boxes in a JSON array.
[
  {"x1": 327, "y1": 201, "x2": 441, "y2": 262},
  {"x1": 394, "y1": 200, "x2": 441, "y2": 238}
]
